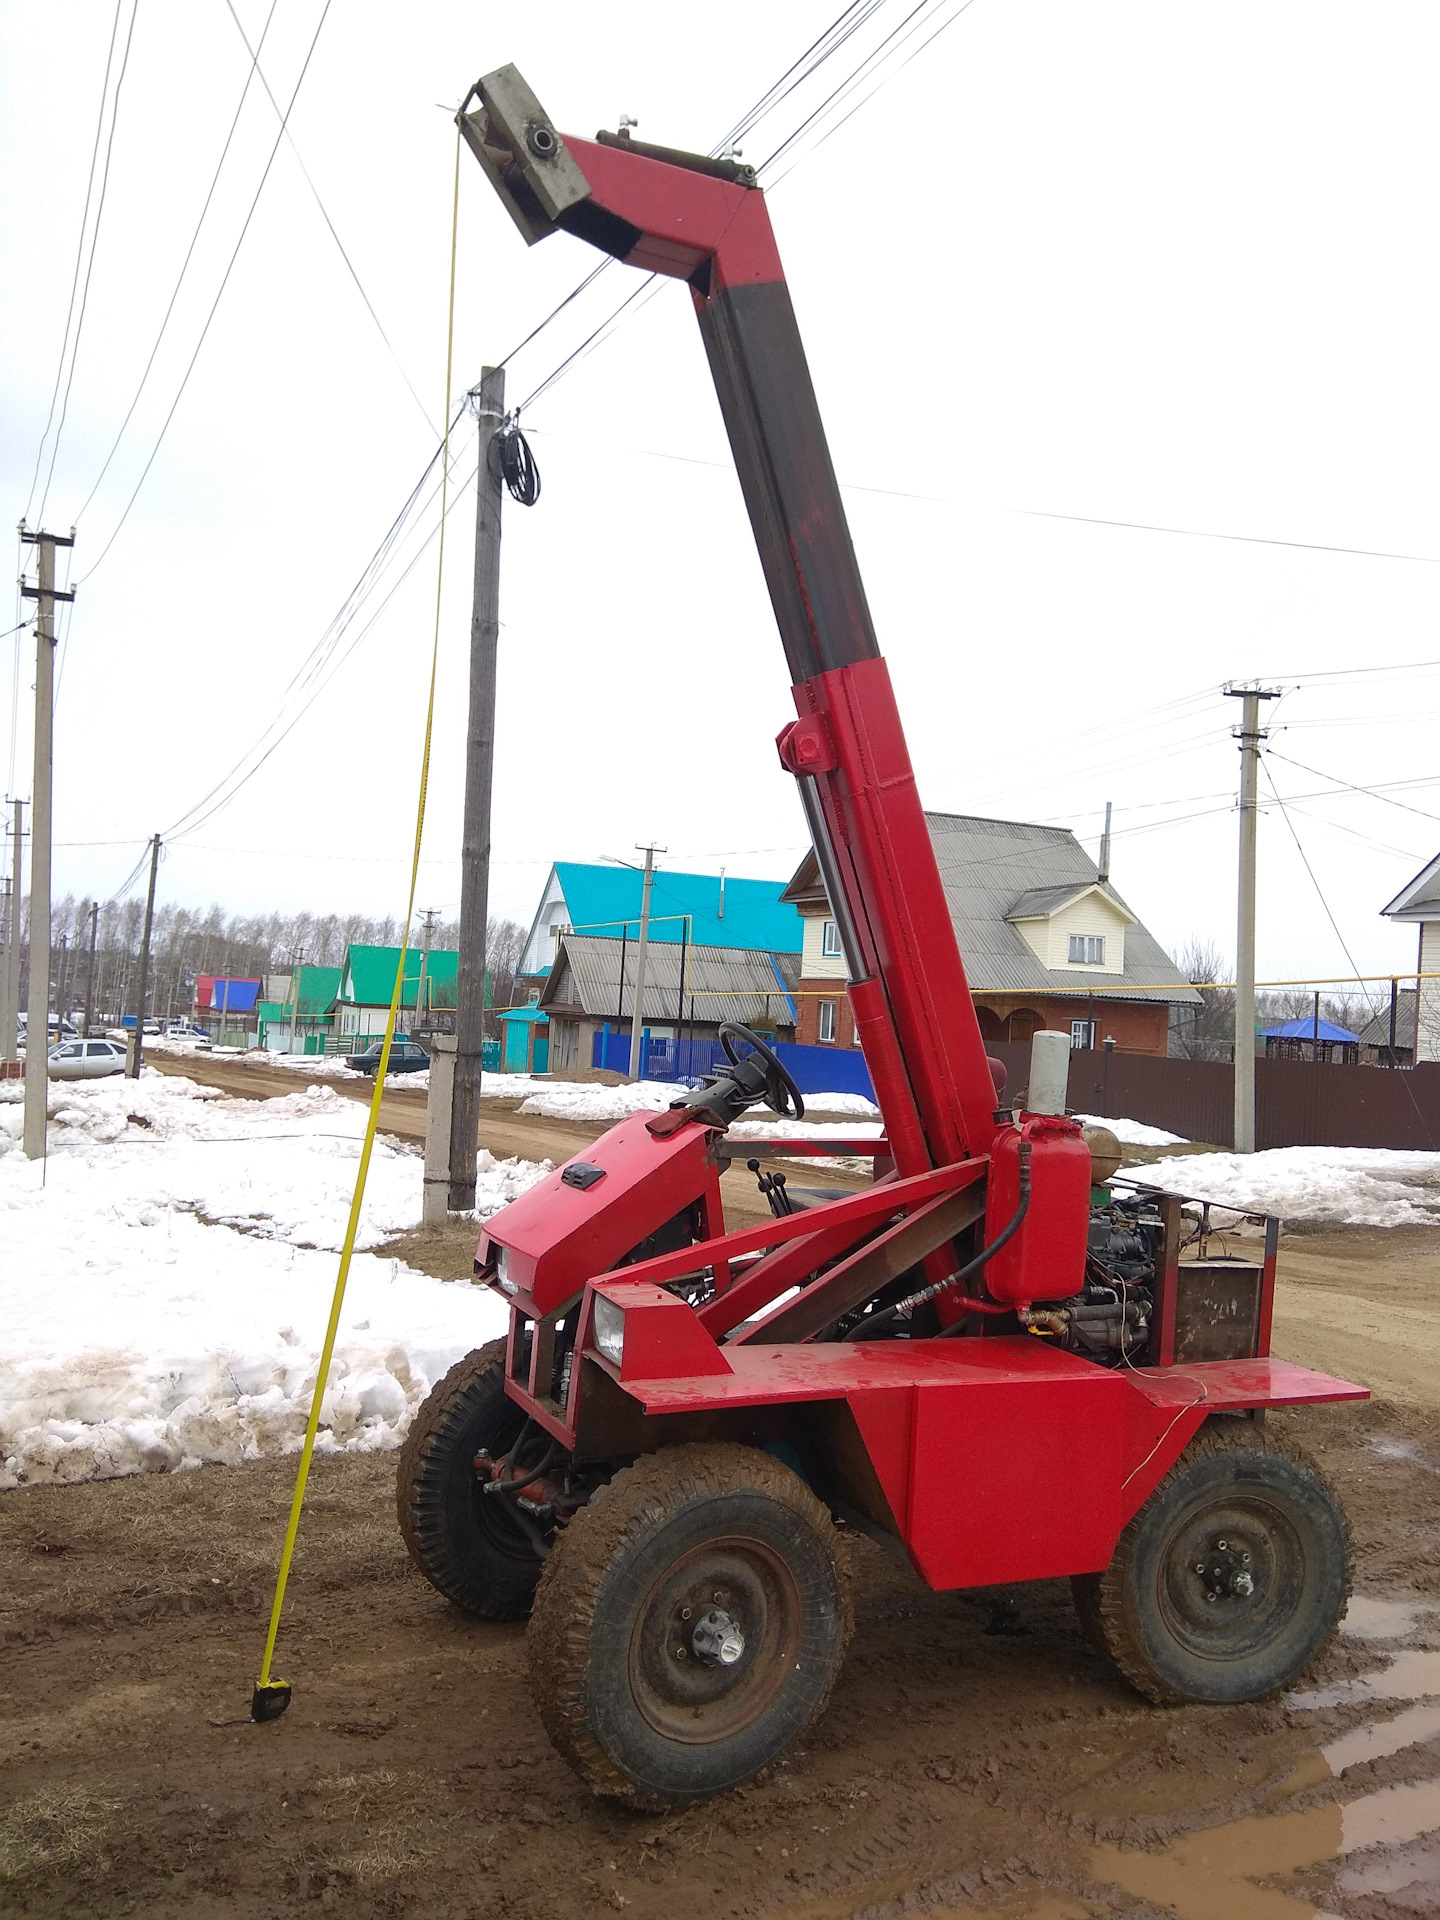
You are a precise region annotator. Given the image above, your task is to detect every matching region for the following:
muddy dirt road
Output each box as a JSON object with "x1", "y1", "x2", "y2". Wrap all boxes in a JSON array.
[
  {"x1": 5, "y1": 1060, "x2": 1438, "y2": 1916},
  {"x1": 1, "y1": 1393, "x2": 1435, "y2": 1920},
  {"x1": 3, "y1": 1214, "x2": 1439, "y2": 1918}
]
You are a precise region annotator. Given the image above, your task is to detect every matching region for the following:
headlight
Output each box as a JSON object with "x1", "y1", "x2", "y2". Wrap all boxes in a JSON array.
[
  {"x1": 592, "y1": 1296, "x2": 625, "y2": 1367},
  {"x1": 494, "y1": 1246, "x2": 517, "y2": 1295}
]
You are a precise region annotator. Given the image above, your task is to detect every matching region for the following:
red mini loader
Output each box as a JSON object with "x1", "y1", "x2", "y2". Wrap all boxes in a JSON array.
[{"x1": 397, "y1": 67, "x2": 1366, "y2": 1807}]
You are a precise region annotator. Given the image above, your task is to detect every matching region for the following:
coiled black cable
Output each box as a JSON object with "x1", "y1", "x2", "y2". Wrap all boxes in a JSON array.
[{"x1": 496, "y1": 421, "x2": 541, "y2": 506}]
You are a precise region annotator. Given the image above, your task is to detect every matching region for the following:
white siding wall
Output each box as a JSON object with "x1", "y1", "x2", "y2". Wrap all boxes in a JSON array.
[
  {"x1": 1419, "y1": 920, "x2": 1440, "y2": 1063},
  {"x1": 801, "y1": 910, "x2": 847, "y2": 980},
  {"x1": 520, "y1": 872, "x2": 569, "y2": 976},
  {"x1": 1012, "y1": 893, "x2": 1127, "y2": 973}
]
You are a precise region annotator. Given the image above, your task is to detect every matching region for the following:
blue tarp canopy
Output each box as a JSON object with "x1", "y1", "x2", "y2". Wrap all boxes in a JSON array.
[{"x1": 1263, "y1": 1017, "x2": 1360, "y2": 1042}]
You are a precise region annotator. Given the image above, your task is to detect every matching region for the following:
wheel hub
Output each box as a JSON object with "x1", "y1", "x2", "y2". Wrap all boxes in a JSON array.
[
  {"x1": 691, "y1": 1607, "x2": 745, "y2": 1666},
  {"x1": 1194, "y1": 1536, "x2": 1257, "y2": 1603}
]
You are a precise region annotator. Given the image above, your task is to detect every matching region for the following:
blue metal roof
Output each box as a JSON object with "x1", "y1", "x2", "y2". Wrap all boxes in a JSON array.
[
  {"x1": 1263, "y1": 1017, "x2": 1360, "y2": 1042},
  {"x1": 553, "y1": 862, "x2": 802, "y2": 954}
]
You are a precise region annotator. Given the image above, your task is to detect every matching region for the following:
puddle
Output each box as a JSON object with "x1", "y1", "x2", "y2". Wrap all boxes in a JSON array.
[
  {"x1": 1092, "y1": 1607, "x2": 1440, "y2": 1918},
  {"x1": 1340, "y1": 1594, "x2": 1434, "y2": 1642},
  {"x1": 1287, "y1": 1647, "x2": 1440, "y2": 1712}
]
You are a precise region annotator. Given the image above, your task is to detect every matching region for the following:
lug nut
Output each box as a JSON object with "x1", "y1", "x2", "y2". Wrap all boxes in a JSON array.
[
  {"x1": 1195, "y1": 1562, "x2": 1205, "y2": 1574},
  {"x1": 680, "y1": 1607, "x2": 691, "y2": 1620},
  {"x1": 675, "y1": 1645, "x2": 687, "y2": 1658},
  {"x1": 1217, "y1": 1540, "x2": 1228, "y2": 1551}
]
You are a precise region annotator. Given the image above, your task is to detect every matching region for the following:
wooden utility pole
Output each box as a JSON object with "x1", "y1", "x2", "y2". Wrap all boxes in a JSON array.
[
  {"x1": 627, "y1": 844, "x2": 664, "y2": 1079},
  {"x1": 1224, "y1": 683, "x2": 1280, "y2": 1154},
  {"x1": 83, "y1": 900, "x2": 100, "y2": 1038},
  {"x1": 449, "y1": 367, "x2": 505, "y2": 1210},
  {"x1": 20, "y1": 528, "x2": 74, "y2": 1157},
  {"x1": 127, "y1": 835, "x2": 161, "y2": 1079}
]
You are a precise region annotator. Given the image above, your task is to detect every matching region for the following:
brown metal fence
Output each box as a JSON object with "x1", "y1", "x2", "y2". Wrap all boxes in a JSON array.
[{"x1": 985, "y1": 1041, "x2": 1440, "y2": 1152}]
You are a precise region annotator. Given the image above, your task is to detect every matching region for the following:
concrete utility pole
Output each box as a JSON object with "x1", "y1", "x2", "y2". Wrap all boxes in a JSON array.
[
  {"x1": 1225, "y1": 683, "x2": 1280, "y2": 1154},
  {"x1": 449, "y1": 367, "x2": 505, "y2": 1210},
  {"x1": 83, "y1": 900, "x2": 99, "y2": 1039},
  {"x1": 1, "y1": 799, "x2": 22, "y2": 1063},
  {"x1": 627, "y1": 844, "x2": 665, "y2": 1079},
  {"x1": 127, "y1": 835, "x2": 161, "y2": 1079},
  {"x1": 415, "y1": 906, "x2": 439, "y2": 1036},
  {"x1": 20, "y1": 528, "x2": 74, "y2": 1157}
]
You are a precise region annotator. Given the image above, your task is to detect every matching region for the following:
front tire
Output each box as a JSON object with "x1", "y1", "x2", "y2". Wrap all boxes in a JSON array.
[
  {"x1": 396, "y1": 1340, "x2": 545, "y2": 1619},
  {"x1": 1074, "y1": 1424, "x2": 1350, "y2": 1705},
  {"x1": 527, "y1": 1443, "x2": 850, "y2": 1806}
]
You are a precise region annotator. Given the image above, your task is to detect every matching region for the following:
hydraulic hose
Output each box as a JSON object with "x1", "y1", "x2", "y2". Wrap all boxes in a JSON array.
[{"x1": 846, "y1": 1143, "x2": 1032, "y2": 1340}]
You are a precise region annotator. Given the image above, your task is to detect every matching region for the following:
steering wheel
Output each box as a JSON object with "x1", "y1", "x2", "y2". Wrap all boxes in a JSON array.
[{"x1": 718, "y1": 1023, "x2": 805, "y2": 1122}]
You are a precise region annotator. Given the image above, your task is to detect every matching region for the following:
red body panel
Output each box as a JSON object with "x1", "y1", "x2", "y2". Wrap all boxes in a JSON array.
[{"x1": 478, "y1": 1111, "x2": 722, "y2": 1315}]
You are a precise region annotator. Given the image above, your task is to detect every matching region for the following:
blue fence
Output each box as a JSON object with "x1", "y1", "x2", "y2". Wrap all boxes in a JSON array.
[
  {"x1": 589, "y1": 1024, "x2": 877, "y2": 1102},
  {"x1": 774, "y1": 1042, "x2": 876, "y2": 1101},
  {"x1": 591, "y1": 1025, "x2": 728, "y2": 1082}
]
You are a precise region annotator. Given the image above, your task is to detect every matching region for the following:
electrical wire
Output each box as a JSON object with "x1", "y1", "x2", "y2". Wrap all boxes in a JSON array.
[
  {"x1": 1017, "y1": 508, "x2": 1440, "y2": 567},
  {"x1": 219, "y1": 0, "x2": 436, "y2": 434},
  {"x1": 73, "y1": 1, "x2": 281, "y2": 526},
  {"x1": 37, "y1": 0, "x2": 143, "y2": 524},
  {"x1": 23, "y1": 0, "x2": 126, "y2": 522},
  {"x1": 78, "y1": 0, "x2": 334, "y2": 584},
  {"x1": 1266, "y1": 750, "x2": 1440, "y2": 827},
  {"x1": 497, "y1": 422, "x2": 541, "y2": 506}
]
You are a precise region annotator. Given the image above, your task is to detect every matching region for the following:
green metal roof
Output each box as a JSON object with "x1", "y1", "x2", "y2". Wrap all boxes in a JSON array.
[
  {"x1": 294, "y1": 964, "x2": 342, "y2": 1016},
  {"x1": 339, "y1": 944, "x2": 460, "y2": 1008}
]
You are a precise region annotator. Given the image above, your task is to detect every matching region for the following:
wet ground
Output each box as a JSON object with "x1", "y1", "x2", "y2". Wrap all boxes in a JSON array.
[
  {"x1": 1, "y1": 1392, "x2": 1436, "y2": 1916},
  {"x1": 4, "y1": 1060, "x2": 1436, "y2": 1916}
]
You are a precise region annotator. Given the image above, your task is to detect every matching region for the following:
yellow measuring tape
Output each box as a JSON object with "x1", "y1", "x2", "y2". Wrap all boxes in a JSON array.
[{"x1": 251, "y1": 126, "x2": 464, "y2": 1725}]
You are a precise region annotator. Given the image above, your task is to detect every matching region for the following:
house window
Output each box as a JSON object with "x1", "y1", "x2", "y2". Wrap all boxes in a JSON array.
[
  {"x1": 818, "y1": 1000, "x2": 837, "y2": 1043},
  {"x1": 1070, "y1": 1019, "x2": 1096, "y2": 1050},
  {"x1": 821, "y1": 919, "x2": 842, "y2": 958},
  {"x1": 1068, "y1": 934, "x2": 1105, "y2": 966}
]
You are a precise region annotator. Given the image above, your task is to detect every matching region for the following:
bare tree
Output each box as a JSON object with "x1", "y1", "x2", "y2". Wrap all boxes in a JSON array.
[{"x1": 1169, "y1": 936, "x2": 1237, "y2": 1062}]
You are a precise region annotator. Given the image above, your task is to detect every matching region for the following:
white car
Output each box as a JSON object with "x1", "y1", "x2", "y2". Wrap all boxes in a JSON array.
[{"x1": 47, "y1": 1038, "x2": 128, "y2": 1080}]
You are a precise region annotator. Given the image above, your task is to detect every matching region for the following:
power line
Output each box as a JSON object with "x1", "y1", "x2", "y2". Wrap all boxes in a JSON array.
[
  {"x1": 219, "y1": 0, "x2": 436, "y2": 434},
  {"x1": 35, "y1": 0, "x2": 141, "y2": 524},
  {"x1": 78, "y1": 0, "x2": 334, "y2": 583},
  {"x1": 1017, "y1": 508, "x2": 1440, "y2": 566},
  {"x1": 23, "y1": 0, "x2": 126, "y2": 521},
  {"x1": 1266, "y1": 749, "x2": 1440, "y2": 826},
  {"x1": 73, "y1": 0, "x2": 281, "y2": 525}
]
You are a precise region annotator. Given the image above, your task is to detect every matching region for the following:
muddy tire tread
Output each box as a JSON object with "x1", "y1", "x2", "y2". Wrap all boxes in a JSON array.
[
  {"x1": 396, "y1": 1339, "x2": 537, "y2": 1618},
  {"x1": 1074, "y1": 1421, "x2": 1351, "y2": 1706},
  {"x1": 527, "y1": 1442, "x2": 852, "y2": 1807}
]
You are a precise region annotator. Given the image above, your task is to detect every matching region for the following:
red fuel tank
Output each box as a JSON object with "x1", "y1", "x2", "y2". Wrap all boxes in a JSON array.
[{"x1": 982, "y1": 1114, "x2": 1091, "y2": 1307}]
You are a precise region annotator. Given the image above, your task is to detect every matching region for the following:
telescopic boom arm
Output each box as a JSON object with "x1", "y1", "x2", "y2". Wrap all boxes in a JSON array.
[{"x1": 460, "y1": 68, "x2": 1000, "y2": 1175}]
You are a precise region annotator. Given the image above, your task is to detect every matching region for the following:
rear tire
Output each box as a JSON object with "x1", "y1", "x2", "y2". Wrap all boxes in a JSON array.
[
  {"x1": 527, "y1": 1443, "x2": 850, "y2": 1806},
  {"x1": 1073, "y1": 1424, "x2": 1349, "y2": 1705},
  {"x1": 396, "y1": 1340, "x2": 544, "y2": 1619}
]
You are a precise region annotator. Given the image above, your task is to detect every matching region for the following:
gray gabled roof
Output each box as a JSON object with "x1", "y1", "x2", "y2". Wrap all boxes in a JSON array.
[
  {"x1": 1355, "y1": 989, "x2": 1418, "y2": 1050},
  {"x1": 1005, "y1": 882, "x2": 1136, "y2": 925},
  {"x1": 785, "y1": 812, "x2": 1200, "y2": 1004},
  {"x1": 1382, "y1": 851, "x2": 1440, "y2": 921},
  {"x1": 540, "y1": 935, "x2": 799, "y2": 1028}
]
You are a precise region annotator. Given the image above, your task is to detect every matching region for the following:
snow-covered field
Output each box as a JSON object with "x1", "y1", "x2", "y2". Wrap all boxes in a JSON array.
[
  {"x1": 0, "y1": 1074, "x2": 544, "y2": 1490},
  {"x1": 1118, "y1": 1146, "x2": 1440, "y2": 1229}
]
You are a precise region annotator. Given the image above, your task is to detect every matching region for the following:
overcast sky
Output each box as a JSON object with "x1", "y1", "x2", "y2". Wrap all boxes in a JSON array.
[{"x1": 3, "y1": 1, "x2": 1438, "y2": 1008}]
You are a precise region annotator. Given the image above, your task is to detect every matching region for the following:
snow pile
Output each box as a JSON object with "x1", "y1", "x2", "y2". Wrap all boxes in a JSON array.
[
  {"x1": 1119, "y1": 1146, "x2": 1440, "y2": 1228},
  {"x1": 0, "y1": 1074, "x2": 545, "y2": 1488},
  {"x1": 517, "y1": 1080, "x2": 882, "y2": 1124},
  {"x1": 1074, "y1": 1113, "x2": 1186, "y2": 1147},
  {"x1": 517, "y1": 1078, "x2": 680, "y2": 1122}
]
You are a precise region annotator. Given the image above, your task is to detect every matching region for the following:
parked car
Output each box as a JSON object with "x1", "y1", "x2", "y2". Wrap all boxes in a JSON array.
[
  {"x1": 345, "y1": 1039, "x2": 429, "y2": 1075},
  {"x1": 163, "y1": 1021, "x2": 211, "y2": 1044},
  {"x1": 18, "y1": 1014, "x2": 78, "y2": 1044},
  {"x1": 47, "y1": 1038, "x2": 127, "y2": 1080}
]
